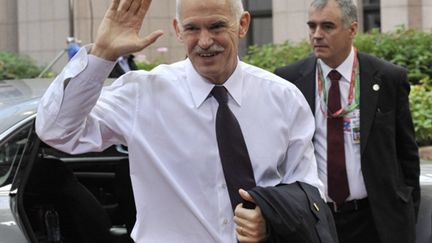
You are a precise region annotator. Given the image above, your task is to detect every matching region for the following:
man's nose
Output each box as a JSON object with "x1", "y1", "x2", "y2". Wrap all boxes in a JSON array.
[
  {"x1": 312, "y1": 27, "x2": 324, "y2": 39},
  {"x1": 198, "y1": 29, "x2": 214, "y2": 49}
]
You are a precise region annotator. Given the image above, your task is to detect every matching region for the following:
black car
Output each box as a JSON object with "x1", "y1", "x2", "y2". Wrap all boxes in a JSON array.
[{"x1": 1, "y1": 79, "x2": 135, "y2": 242}]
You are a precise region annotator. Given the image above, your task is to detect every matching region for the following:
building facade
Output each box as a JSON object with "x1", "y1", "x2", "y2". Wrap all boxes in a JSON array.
[
  {"x1": 0, "y1": 0, "x2": 431, "y2": 73},
  {"x1": 272, "y1": 0, "x2": 432, "y2": 43}
]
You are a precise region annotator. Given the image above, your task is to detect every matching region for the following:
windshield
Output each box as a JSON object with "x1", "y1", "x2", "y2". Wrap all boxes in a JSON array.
[{"x1": 0, "y1": 79, "x2": 52, "y2": 134}]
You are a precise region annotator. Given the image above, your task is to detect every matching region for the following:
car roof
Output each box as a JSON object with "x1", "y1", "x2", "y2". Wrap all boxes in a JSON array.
[
  {"x1": 0, "y1": 79, "x2": 53, "y2": 106},
  {"x1": 0, "y1": 78, "x2": 119, "y2": 136},
  {"x1": 0, "y1": 79, "x2": 53, "y2": 135}
]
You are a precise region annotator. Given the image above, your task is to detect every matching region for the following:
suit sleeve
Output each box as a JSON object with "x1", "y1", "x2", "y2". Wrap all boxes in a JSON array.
[{"x1": 395, "y1": 69, "x2": 421, "y2": 217}]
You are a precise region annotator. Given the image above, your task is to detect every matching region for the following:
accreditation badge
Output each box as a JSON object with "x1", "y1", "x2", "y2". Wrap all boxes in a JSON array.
[
  {"x1": 343, "y1": 117, "x2": 351, "y2": 133},
  {"x1": 350, "y1": 109, "x2": 360, "y2": 144}
]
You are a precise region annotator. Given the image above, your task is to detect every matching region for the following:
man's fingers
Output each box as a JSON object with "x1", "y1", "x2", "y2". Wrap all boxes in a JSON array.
[
  {"x1": 109, "y1": 0, "x2": 120, "y2": 11},
  {"x1": 239, "y1": 189, "x2": 255, "y2": 203},
  {"x1": 236, "y1": 225, "x2": 248, "y2": 236},
  {"x1": 93, "y1": 0, "x2": 158, "y2": 59},
  {"x1": 138, "y1": 30, "x2": 164, "y2": 50},
  {"x1": 129, "y1": 0, "x2": 142, "y2": 15},
  {"x1": 118, "y1": 0, "x2": 133, "y2": 12},
  {"x1": 109, "y1": 0, "x2": 144, "y2": 15},
  {"x1": 136, "y1": 0, "x2": 152, "y2": 17},
  {"x1": 236, "y1": 224, "x2": 260, "y2": 242}
]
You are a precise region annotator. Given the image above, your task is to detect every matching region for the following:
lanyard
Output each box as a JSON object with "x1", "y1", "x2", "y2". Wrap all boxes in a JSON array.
[{"x1": 317, "y1": 49, "x2": 360, "y2": 118}]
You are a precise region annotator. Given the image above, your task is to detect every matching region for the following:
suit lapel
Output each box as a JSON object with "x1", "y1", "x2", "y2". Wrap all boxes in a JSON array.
[
  {"x1": 297, "y1": 53, "x2": 381, "y2": 155},
  {"x1": 291, "y1": 53, "x2": 382, "y2": 156},
  {"x1": 358, "y1": 53, "x2": 381, "y2": 154}
]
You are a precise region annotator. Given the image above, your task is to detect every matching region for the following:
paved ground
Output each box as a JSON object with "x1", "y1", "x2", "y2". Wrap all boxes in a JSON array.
[
  {"x1": 421, "y1": 162, "x2": 432, "y2": 185},
  {"x1": 420, "y1": 146, "x2": 432, "y2": 185},
  {"x1": 420, "y1": 146, "x2": 432, "y2": 161}
]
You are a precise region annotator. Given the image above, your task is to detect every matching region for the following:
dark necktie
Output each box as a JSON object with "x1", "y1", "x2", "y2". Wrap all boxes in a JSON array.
[
  {"x1": 211, "y1": 86, "x2": 256, "y2": 210},
  {"x1": 327, "y1": 70, "x2": 350, "y2": 205}
]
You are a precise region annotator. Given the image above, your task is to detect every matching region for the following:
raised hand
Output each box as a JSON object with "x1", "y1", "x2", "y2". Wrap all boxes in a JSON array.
[{"x1": 91, "y1": 0, "x2": 164, "y2": 61}]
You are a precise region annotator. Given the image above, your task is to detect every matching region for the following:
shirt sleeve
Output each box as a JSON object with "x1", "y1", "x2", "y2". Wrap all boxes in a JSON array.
[
  {"x1": 35, "y1": 45, "x2": 135, "y2": 154},
  {"x1": 282, "y1": 85, "x2": 325, "y2": 198}
]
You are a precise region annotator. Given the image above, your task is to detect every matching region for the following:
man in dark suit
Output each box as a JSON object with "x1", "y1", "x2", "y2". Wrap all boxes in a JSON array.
[
  {"x1": 109, "y1": 54, "x2": 138, "y2": 78},
  {"x1": 274, "y1": 0, "x2": 420, "y2": 243}
]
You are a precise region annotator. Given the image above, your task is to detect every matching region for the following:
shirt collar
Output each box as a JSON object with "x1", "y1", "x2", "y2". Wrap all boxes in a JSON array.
[
  {"x1": 319, "y1": 47, "x2": 355, "y2": 83},
  {"x1": 185, "y1": 57, "x2": 244, "y2": 108}
]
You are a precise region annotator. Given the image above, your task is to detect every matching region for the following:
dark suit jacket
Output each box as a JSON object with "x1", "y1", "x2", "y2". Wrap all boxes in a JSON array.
[
  {"x1": 248, "y1": 182, "x2": 338, "y2": 243},
  {"x1": 109, "y1": 55, "x2": 138, "y2": 78},
  {"x1": 274, "y1": 52, "x2": 420, "y2": 243}
]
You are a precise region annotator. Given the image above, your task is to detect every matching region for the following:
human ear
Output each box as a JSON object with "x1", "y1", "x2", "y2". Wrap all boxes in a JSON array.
[
  {"x1": 349, "y1": 21, "x2": 358, "y2": 39},
  {"x1": 238, "y1": 11, "x2": 251, "y2": 38},
  {"x1": 172, "y1": 18, "x2": 183, "y2": 42}
]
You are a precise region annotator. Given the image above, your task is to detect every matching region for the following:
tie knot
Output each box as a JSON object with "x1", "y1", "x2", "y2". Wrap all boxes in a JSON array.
[
  {"x1": 328, "y1": 70, "x2": 342, "y2": 83},
  {"x1": 211, "y1": 86, "x2": 228, "y2": 105}
]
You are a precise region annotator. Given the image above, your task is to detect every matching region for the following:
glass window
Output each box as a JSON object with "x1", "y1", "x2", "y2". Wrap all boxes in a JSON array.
[
  {"x1": 241, "y1": 0, "x2": 273, "y2": 56},
  {"x1": 363, "y1": 0, "x2": 380, "y2": 4},
  {"x1": 251, "y1": 17, "x2": 273, "y2": 46},
  {"x1": 363, "y1": 0, "x2": 380, "y2": 32},
  {"x1": 0, "y1": 123, "x2": 32, "y2": 188},
  {"x1": 246, "y1": 0, "x2": 272, "y2": 11}
]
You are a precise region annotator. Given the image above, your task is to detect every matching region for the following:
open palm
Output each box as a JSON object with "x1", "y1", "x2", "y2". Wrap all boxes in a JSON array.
[{"x1": 92, "y1": 0, "x2": 163, "y2": 61}]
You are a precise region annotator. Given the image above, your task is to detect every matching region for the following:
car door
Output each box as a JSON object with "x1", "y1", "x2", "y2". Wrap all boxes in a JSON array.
[{"x1": 12, "y1": 120, "x2": 135, "y2": 242}]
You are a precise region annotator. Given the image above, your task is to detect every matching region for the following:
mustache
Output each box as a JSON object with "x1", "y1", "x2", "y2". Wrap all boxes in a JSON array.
[{"x1": 193, "y1": 44, "x2": 225, "y2": 54}]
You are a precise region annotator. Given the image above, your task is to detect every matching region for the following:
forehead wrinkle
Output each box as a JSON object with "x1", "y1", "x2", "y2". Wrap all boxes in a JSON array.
[{"x1": 179, "y1": 0, "x2": 236, "y2": 21}]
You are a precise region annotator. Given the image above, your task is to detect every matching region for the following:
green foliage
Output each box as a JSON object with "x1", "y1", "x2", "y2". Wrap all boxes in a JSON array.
[
  {"x1": 243, "y1": 27, "x2": 432, "y2": 84},
  {"x1": 242, "y1": 27, "x2": 432, "y2": 145},
  {"x1": 355, "y1": 27, "x2": 432, "y2": 145},
  {"x1": 354, "y1": 27, "x2": 432, "y2": 83},
  {"x1": 0, "y1": 52, "x2": 51, "y2": 79},
  {"x1": 135, "y1": 61, "x2": 159, "y2": 71},
  {"x1": 242, "y1": 41, "x2": 311, "y2": 72},
  {"x1": 135, "y1": 49, "x2": 168, "y2": 71},
  {"x1": 410, "y1": 77, "x2": 432, "y2": 146}
]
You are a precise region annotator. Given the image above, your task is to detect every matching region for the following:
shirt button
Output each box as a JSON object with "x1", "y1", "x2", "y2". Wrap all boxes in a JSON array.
[
  {"x1": 223, "y1": 218, "x2": 228, "y2": 225},
  {"x1": 221, "y1": 184, "x2": 227, "y2": 189}
]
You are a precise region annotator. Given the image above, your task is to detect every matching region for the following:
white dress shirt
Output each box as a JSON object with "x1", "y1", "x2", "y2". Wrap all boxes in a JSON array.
[
  {"x1": 36, "y1": 46, "x2": 323, "y2": 243},
  {"x1": 314, "y1": 47, "x2": 367, "y2": 202}
]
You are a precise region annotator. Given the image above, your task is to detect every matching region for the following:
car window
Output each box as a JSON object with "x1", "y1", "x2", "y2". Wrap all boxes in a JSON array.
[
  {"x1": 40, "y1": 144, "x2": 128, "y2": 162},
  {"x1": 0, "y1": 123, "x2": 32, "y2": 187}
]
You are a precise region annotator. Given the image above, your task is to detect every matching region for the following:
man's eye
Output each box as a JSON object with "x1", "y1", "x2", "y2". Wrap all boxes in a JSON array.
[
  {"x1": 307, "y1": 24, "x2": 316, "y2": 31},
  {"x1": 323, "y1": 24, "x2": 335, "y2": 31},
  {"x1": 210, "y1": 22, "x2": 227, "y2": 30},
  {"x1": 184, "y1": 26, "x2": 198, "y2": 31}
]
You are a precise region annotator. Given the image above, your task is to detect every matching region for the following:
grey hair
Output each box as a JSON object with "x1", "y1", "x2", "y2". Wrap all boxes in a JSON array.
[
  {"x1": 176, "y1": 0, "x2": 244, "y2": 21},
  {"x1": 310, "y1": 0, "x2": 358, "y2": 27}
]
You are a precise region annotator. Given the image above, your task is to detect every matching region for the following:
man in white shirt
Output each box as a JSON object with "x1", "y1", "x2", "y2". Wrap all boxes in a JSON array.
[{"x1": 36, "y1": 0, "x2": 323, "y2": 242}]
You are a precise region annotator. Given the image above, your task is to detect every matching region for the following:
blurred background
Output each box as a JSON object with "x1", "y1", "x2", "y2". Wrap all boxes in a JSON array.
[{"x1": 0, "y1": 0, "x2": 431, "y2": 73}]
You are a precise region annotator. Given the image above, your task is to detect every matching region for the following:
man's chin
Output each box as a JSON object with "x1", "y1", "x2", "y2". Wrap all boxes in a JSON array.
[{"x1": 313, "y1": 49, "x2": 327, "y2": 59}]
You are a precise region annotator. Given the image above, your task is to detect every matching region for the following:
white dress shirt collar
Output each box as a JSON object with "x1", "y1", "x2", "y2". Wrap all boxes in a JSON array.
[
  {"x1": 185, "y1": 57, "x2": 244, "y2": 108},
  {"x1": 319, "y1": 47, "x2": 355, "y2": 83}
]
